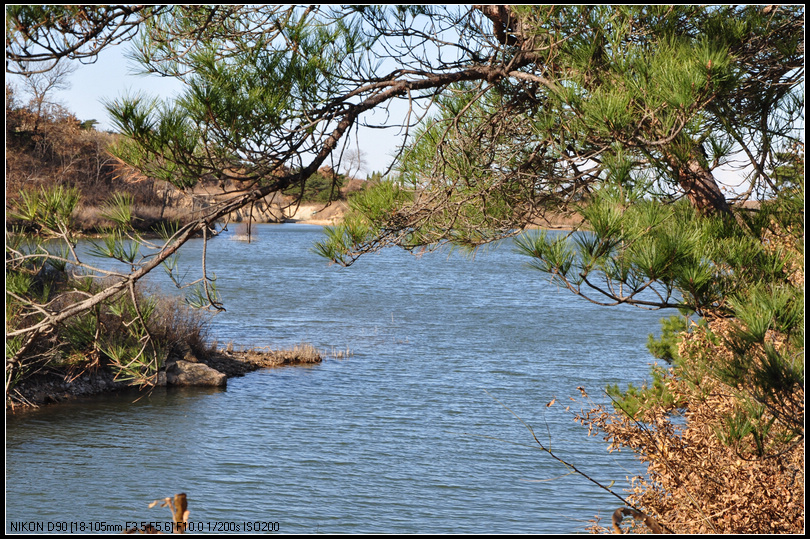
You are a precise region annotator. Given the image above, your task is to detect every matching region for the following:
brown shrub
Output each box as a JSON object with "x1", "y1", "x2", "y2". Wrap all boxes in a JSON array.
[{"x1": 582, "y1": 328, "x2": 804, "y2": 534}]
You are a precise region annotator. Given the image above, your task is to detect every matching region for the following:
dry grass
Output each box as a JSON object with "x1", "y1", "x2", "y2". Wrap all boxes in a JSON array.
[
  {"x1": 262, "y1": 343, "x2": 353, "y2": 363},
  {"x1": 212, "y1": 342, "x2": 325, "y2": 370},
  {"x1": 266, "y1": 343, "x2": 323, "y2": 365},
  {"x1": 526, "y1": 210, "x2": 584, "y2": 230},
  {"x1": 198, "y1": 342, "x2": 353, "y2": 380},
  {"x1": 150, "y1": 296, "x2": 214, "y2": 359},
  {"x1": 328, "y1": 346, "x2": 353, "y2": 360}
]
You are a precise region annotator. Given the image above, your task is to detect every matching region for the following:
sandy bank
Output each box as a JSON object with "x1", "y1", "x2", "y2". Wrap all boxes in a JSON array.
[
  {"x1": 288, "y1": 202, "x2": 583, "y2": 230},
  {"x1": 284, "y1": 201, "x2": 348, "y2": 226}
]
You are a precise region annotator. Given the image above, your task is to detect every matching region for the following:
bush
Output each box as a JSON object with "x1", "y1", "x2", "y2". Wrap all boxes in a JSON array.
[
  {"x1": 584, "y1": 319, "x2": 804, "y2": 533},
  {"x1": 583, "y1": 177, "x2": 804, "y2": 533},
  {"x1": 5, "y1": 184, "x2": 214, "y2": 394}
]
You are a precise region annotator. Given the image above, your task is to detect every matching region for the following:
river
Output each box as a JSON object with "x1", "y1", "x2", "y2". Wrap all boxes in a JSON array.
[{"x1": 6, "y1": 223, "x2": 664, "y2": 533}]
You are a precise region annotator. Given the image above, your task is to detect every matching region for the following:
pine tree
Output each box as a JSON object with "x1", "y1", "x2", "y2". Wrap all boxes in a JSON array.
[{"x1": 6, "y1": 6, "x2": 804, "y2": 530}]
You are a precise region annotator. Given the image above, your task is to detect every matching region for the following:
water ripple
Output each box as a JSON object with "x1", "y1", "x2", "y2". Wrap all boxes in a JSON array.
[{"x1": 7, "y1": 224, "x2": 659, "y2": 533}]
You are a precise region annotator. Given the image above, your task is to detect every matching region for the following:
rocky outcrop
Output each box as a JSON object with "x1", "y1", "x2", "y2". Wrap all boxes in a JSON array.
[
  {"x1": 7, "y1": 345, "x2": 325, "y2": 410},
  {"x1": 6, "y1": 369, "x2": 131, "y2": 408},
  {"x1": 166, "y1": 360, "x2": 227, "y2": 387}
]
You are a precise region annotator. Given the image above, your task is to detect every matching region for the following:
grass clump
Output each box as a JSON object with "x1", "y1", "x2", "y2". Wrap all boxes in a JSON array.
[{"x1": 268, "y1": 343, "x2": 323, "y2": 365}]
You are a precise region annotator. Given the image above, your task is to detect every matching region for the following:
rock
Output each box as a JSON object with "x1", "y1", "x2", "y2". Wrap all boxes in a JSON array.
[
  {"x1": 166, "y1": 360, "x2": 227, "y2": 387},
  {"x1": 169, "y1": 342, "x2": 199, "y2": 363}
]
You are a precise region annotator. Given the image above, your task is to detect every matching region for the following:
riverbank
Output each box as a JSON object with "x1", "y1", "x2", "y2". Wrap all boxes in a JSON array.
[
  {"x1": 284, "y1": 201, "x2": 349, "y2": 226},
  {"x1": 287, "y1": 201, "x2": 584, "y2": 229},
  {"x1": 6, "y1": 344, "x2": 324, "y2": 412}
]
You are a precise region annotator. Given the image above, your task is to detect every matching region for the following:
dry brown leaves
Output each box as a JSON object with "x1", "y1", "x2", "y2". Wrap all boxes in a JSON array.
[
  {"x1": 582, "y1": 312, "x2": 804, "y2": 534},
  {"x1": 582, "y1": 355, "x2": 804, "y2": 533}
]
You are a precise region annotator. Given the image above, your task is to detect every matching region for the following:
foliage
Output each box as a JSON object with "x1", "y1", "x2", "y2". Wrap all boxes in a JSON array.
[
  {"x1": 308, "y1": 7, "x2": 805, "y2": 532},
  {"x1": 587, "y1": 169, "x2": 804, "y2": 532},
  {"x1": 283, "y1": 168, "x2": 348, "y2": 204},
  {"x1": 605, "y1": 365, "x2": 685, "y2": 422},
  {"x1": 7, "y1": 5, "x2": 801, "y2": 324},
  {"x1": 7, "y1": 184, "x2": 81, "y2": 236},
  {"x1": 5, "y1": 184, "x2": 216, "y2": 394},
  {"x1": 511, "y1": 184, "x2": 803, "y2": 316},
  {"x1": 5, "y1": 5, "x2": 157, "y2": 75},
  {"x1": 646, "y1": 314, "x2": 691, "y2": 364},
  {"x1": 6, "y1": 76, "x2": 224, "y2": 394},
  {"x1": 605, "y1": 314, "x2": 698, "y2": 419},
  {"x1": 316, "y1": 5, "x2": 803, "y2": 265},
  {"x1": 585, "y1": 187, "x2": 804, "y2": 531},
  {"x1": 583, "y1": 317, "x2": 804, "y2": 533},
  {"x1": 103, "y1": 6, "x2": 373, "y2": 194},
  {"x1": 312, "y1": 180, "x2": 415, "y2": 263}
]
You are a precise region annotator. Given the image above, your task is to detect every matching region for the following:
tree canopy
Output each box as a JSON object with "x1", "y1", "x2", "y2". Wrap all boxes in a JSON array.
[
  {"x1": 6, "y1": 5, "x2": 157, "y2": 74},
  {"x1": 7, "y1": 6, "x2": 802, "y2": 216},
  {"x1": 313, "y1": 5, "x2": 803, "y2": 261}
]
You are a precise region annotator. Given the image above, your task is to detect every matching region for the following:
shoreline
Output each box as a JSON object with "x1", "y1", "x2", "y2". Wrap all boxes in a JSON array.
[
  {"x1": 7, "y1": 202, "x2": 578, "y2": 413},
  {"x1": 6, "y1": 346, "x2": 323, "y2": 413},
  {"x1": 284, "y1": 203, "x2": 584, "y2": 230}
]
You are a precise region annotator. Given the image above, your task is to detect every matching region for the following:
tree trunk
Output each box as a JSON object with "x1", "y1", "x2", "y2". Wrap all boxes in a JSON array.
[
  {"x1": 667, "y1": 149, "x2": 731, "y2": 217},
  {"x1": 679, "y1": 160, "x2": 730, "y2": 216}
]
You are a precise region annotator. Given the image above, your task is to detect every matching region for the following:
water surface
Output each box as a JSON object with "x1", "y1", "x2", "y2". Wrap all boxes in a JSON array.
[{"x1": 6, "y1": 224, "x2": 664, "y2": 533}]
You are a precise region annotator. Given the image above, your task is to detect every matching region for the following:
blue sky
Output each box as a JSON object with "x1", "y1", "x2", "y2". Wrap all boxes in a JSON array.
[
  {"x1": 8, "y1": 43, "x2": 764, "y2": 194},
  {"x1": 8, "y1": 44, "x2": 404, "y2": 178}
]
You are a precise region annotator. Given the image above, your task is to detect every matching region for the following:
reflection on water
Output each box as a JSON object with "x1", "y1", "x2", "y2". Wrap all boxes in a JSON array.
[{"x1": 6, "y1": 224, "x2": 663, "y2": 533}]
